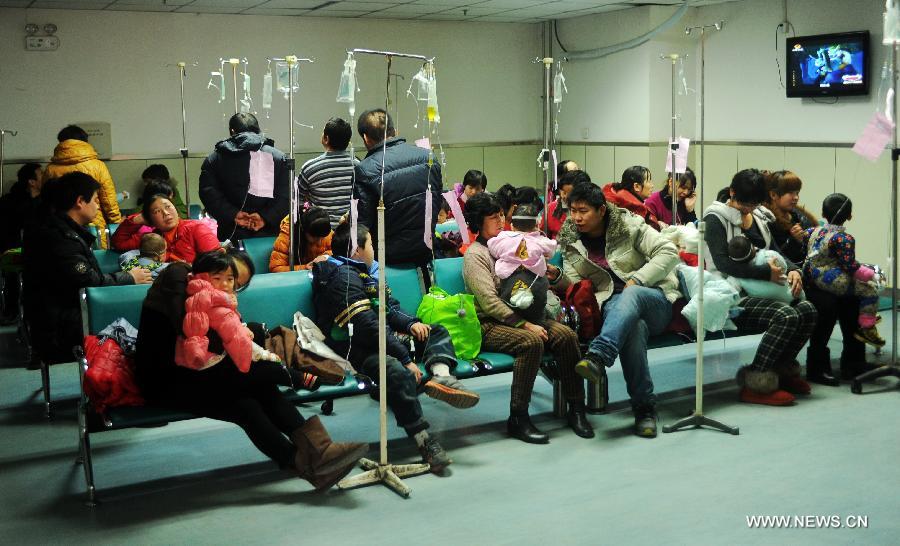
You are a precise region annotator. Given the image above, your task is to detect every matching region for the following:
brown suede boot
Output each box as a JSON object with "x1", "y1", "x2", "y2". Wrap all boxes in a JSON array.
[
  {"x1": 292, "y1": 416, "x2": 368, "y2": 492},
  {"x1": 736, "y1": 366, "x2": 795, "y2": 406}
]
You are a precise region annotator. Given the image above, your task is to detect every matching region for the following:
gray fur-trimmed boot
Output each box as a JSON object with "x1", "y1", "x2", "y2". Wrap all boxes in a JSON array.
[
  {"x1": 776, "y1": 361, "x2": 811, "y2": 395},
  {"x1": 736, "y1": 366, "x2": 795, "y2": 406}
]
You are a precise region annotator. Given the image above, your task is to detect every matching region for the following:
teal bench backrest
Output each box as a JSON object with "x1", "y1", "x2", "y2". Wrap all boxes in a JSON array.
[
  {"x1": 384, "y1": 266, "x2": 424, "y2": 315},
  {"x1": 107, "y1": 223, "x2": 119, "y2": 236},
  {"x1": 241, "y1": 236, "x2": 277, "y2": 275},
  {"x1": 84, "y1": 284, "x2": 151, "y2": 334},
  {"x1": 237, "y1": 270, "x2": 313, "y2": 327},
  {"x1": 189, "y1": 204, "x2": 202, "y2": 220},
  {"x1": 94, "y1": 250, "x2": 122, "y2": 275},
  {"x1": 433, "y1": 257, "x2": 467, "y2": 296}
]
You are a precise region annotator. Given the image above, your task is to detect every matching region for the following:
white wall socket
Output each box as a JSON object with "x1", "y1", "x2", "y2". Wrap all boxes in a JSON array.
[{"x1": 25, "y1": 36, "x2": 59, "y2": 51}]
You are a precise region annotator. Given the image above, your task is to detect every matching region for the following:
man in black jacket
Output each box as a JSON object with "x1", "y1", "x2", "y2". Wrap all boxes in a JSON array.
[
  {"x1": 199, "y1": 113, "x2": 289, "y2": 241},
  {"x1": 24, "y1": 172, "x2": 152, "y2": 363},
  {"x1": 354, "y1": 109, "x2": 442, "y2": 267}
]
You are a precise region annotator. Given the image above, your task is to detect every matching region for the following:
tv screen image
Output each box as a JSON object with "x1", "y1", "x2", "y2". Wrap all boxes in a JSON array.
[{"x1": 786, "y1": 31, "x2": 870, "y2": 97}]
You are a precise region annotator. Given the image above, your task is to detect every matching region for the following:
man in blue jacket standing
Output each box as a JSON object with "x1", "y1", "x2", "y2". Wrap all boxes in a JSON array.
[{"x1": 354, "y1": 109, "x2": 442, "y2": 267}]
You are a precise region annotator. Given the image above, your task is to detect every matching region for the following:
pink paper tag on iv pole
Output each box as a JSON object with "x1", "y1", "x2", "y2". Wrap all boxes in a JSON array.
[
  {"x1": 551, "y1": 149, "x2": 559, "y2": 190},
  {"x1": 415, "y1": 137, "x2": 431, "y2": 150},
  {"x1": 424, "y1": 187, "x2": 434, "y2": 250},
  {"x1": 665, "y1": 137, "x2": 690, "y2": 175},
  {"x1": 442, "y1": 190, "x2": 471, "y2": 244},
  {"x1": 853, "y1": 112, "x2": 894, "y2": 162},
  {"x1": 248, "y1": 151, "x2": 275, "y2": 198},
  {"x1": 349, "y1": 198, "x2": 359, "y2": 257}
]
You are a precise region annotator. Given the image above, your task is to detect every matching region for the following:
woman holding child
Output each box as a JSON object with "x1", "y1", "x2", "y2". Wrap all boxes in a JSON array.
[
  {"x1": 462, "y1": 192, "x2": 591, "y2": 444},
  {"x1": 112, "y1": 190, "x2": 220, "y2": 263},
  {"x1": 703, "y1": 169, "x2": 817, "y2": 406}
]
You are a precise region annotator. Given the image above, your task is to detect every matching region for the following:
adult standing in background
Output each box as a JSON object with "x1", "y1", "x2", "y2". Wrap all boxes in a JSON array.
[
  {"x1": 45, "y1": 125, "x2": 122, "y2": 249},
  {"x1": 0, "y1": 163, "x2": 43, "y2": 323},
  {"x1": 199, "y1": 113, "x2": 289, "y2": 242},
  {"x1": 298, "y1": 117, "x2": 358, "y2": 229},
  {"x1": 354, "y1": 108, "x2": 441, "y2": 267}
]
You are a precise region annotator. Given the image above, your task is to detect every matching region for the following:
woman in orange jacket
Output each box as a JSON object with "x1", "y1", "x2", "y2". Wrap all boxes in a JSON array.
[
  {"x1": 269, "y1": 206, "x2": 333, "y2": 272},
  {"x1": 44, "y1": 125, "x2": 122, "y2": 248}
]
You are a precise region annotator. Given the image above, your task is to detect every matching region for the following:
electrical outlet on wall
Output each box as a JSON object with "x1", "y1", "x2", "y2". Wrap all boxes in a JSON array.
[{"x1": 25, "y1": 36, "x2": 59, "y2": 51}]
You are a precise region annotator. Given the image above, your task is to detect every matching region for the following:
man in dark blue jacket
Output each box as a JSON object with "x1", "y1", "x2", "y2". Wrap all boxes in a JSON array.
[
  {"x1": 354, "y1": 109, "x2": 442, "y2": 267},
  {"x1": 199, "y1": 113, "x2": 289, "y2": 241}
]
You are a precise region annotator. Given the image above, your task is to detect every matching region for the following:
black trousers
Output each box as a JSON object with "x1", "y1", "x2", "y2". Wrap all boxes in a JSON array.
[{"x1": 805, "y1": 284, "x2": 866, "y2": 366}]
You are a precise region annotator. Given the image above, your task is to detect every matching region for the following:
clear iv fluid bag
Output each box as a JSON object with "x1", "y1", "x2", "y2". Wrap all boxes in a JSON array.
[
  {"x1": 426, "y1": 64, "x2": 439, "y2": 123},
  {"x1": 337, "y1": 57, "x2": 356, "y2": 103},
  {"x1": 886, "y1": 0, "x2": 900, "y2": 44},
  {"x1": 263, "y1": 73, "x2": 273, "y2": 109},
  {"x1": 553, "y1": 72, "x2": 566, "y2": 104},
  {"x1": 276, "y1": 61, "x2": 299, "y2": 96}
]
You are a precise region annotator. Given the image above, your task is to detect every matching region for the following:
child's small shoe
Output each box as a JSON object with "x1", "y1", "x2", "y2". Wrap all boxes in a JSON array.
[{"x1": 854, "y1": 327, "x2": 885, "y2": 348}]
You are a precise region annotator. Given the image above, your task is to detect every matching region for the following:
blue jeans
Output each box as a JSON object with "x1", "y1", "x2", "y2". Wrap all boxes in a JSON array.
[{"x1": 588, "y1": 286, "x2": 672, "y2": 408}]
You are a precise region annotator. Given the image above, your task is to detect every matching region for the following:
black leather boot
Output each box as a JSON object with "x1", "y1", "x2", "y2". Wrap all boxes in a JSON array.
[
  {"x1": 566, "y1": 400, "x2": 594, "y2": 438},
  {"x1": 806, "y1": 346, "x2": 839, "y2": 386},
  {"x1": 507, "y1": 411, "x2": 549, "y2": 444}
]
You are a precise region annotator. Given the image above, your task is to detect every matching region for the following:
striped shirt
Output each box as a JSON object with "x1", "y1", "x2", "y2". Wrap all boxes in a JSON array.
[{"x1": 298, "y1": 150, "x2": 359, "y2": 228}]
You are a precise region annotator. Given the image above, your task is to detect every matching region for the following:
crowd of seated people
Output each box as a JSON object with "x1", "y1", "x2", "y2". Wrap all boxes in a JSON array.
[{"x1": 4, "y1": 114, "x2": 885, "y2": 493}]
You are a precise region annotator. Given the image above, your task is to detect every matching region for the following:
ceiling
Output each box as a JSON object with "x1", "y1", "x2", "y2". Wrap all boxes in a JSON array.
[{"x1": 0, "y1": 0, "x2": 740, "y2": 23}]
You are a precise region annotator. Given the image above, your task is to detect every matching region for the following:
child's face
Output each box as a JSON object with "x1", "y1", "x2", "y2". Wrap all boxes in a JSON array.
[
  {"x1": 352, "y1": 233, "x2": 375, "y2": 269},
  {"x1": 437, "y1": 208, "x2": 449, "y2": 224},
  {"x1": 208, "y1": 269, "x2": 236, "y2": 294},
  {"x1": 463, "y1": 184, "x2": 483, "y2": 199}
]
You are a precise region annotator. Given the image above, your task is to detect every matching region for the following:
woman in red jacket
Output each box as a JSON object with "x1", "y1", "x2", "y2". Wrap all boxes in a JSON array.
[
  {"x1": 112, "y1": 193, "x2": 220, "y2": 262},
  {"x1": 602, "y1": 166, "x2": 661, "y2": 230}
]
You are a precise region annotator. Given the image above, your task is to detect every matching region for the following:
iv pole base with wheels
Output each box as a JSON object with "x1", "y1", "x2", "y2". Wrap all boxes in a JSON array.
[
  {"x1": 663, "y1": 20, "x2": 736, "y2": 435},
  {"x1": 852, "y1": 41, "x2": 900, "y2": 394}
]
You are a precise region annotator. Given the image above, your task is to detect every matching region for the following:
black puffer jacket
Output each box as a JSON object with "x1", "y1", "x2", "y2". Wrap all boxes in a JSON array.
[
  {"x1": 311, "y1": 256, "x2": 419, "y2": 368},
  {"x1": 0, "y1": 182, "x2": 39, "y2": 252},
  {"x1": 23, "y1": 212, "x2": 134, "y2": 362},
  {"x1": 354, "y1": 137, "x2": 442, "y2": 266},
  {"x1": 199, "y1": 132, "x2": 289, "y2": 241}
]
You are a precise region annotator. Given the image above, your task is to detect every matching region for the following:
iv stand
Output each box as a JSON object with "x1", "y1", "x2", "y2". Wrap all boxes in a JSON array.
[
  {"x1": 0, "y1": 129, "x2": 17, "y2": 195},
  {"x1": 337, "y1": 48, "x2": 435, "y2": 498},
  {"x1": 663, "y1": 21, "x2": 738, "y2": 435},
  {"x1": 852, "y1": 39, "x2": 900, "y2": 393},
  {"x1": 663, "y1": 54, "x2": 681, "y2": 225},
  {"x1": 176, "y1": 62, "x2": 192, "y2": 213},
  {"x1": 268, "y1": 56, "x2": 314, "y2": 270},
  {"x1": 532, "y1": 57, "x2": 553, "y2": 230}
]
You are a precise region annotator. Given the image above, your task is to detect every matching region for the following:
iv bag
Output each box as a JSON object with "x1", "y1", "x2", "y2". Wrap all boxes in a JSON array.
[
  {"x1": 262, "y1": 72, "x2": 273, "y2": 110},
  {"x1": 886, "y1": 0, "x2": 900, "y2": 44},
  {"x1": 276, "y1": 61, "x2": 299, "y2": 97},
  {"x1": 426, "y1": 64, "x2": 439, "y2": 123},
  {"x1": 553, "y1": 71, "x2": 567, "y2": 104},
  {"x1": 208, "y1": 71, "x2": 225, "y2": 103},
  {"x1": 337, "y1": 56, "x2": 356, "y2": 103}
]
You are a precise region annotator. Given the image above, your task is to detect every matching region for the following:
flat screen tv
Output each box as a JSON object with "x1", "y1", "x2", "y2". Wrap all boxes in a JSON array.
[{"x1": 786, "y1": 31, "x2": 869, "y2": 98}]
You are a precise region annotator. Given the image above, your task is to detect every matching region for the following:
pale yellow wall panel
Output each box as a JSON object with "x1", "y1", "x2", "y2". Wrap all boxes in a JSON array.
[
  {"x1": 442, "y1": 147, "x2": 484, "y2": 189},
  {"x1": 783, "y1": 147, "x2": 835, "y2": 219},
  {"x1": 613, "y1": 146, "x2": 651, "y2": 184},
  {"x1": 737, "y1": 145, "x2": 784, "y2": 172},
  {"x1": 105, "y1": 160, "x2": 149, "y2": 213},
  {"x1": 698, "y1": 145, "x2": 738, "y2": 209},
  {"x1": 483, "y1": 145, "x2": 542, "y2": 189},
  {"x1": 584, "y1": 145, "x2": 615, "y2": 183},
  {"x1": 835, "y1": 149, "x2": 892, "y2": 270},
  {"x1": 558, "y1": 145, "x2": 586, "y2": 170}
]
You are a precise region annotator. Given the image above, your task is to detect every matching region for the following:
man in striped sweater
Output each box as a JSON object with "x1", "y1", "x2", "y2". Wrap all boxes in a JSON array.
[{"x1": 298, "y1": 118, "x2": 358, "y2": 229}]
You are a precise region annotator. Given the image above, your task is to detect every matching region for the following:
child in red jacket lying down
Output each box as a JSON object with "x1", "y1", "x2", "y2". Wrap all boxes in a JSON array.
[{"x1": 174, "y1": 251, "x2": 318, "y2": 390}]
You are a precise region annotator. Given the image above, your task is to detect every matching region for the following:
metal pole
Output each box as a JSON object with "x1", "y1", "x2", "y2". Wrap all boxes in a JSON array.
[
  {"x1": 892, "y1": 42, "x2": 898, "y2": 366},
  {"x1": 287, "y1": 55, "x2": 297, "y2": 270},
  {"x1": 670, "y1": 56, "x2": 679, "y2": 224},
  {"x1": 0, "y1": 131, "x2": 4, "y2": 196},
  {"x1": 543, "y1": 57, "x2": 553, "y2": 229},
  {"x1": 230, "y1": 59, "x2": 239, "y2": 114},
  {"x1": 177, "y1": 63, "x2": 191, "y2": 213}
]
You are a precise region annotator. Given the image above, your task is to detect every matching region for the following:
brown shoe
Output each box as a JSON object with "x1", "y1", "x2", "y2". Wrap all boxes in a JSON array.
[{"x1": 292, "y1": 416, "x2": 368, "y2": 492}]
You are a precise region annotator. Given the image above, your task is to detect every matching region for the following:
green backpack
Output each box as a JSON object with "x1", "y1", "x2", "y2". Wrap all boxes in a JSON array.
[{"x1": 416, "y1": 286, "x2": 482, "y2": 360}]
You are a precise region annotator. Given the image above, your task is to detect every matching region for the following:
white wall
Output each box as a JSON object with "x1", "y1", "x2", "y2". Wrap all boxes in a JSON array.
[
  {"x1": 556, "y1": 0, "x2": 886, "y2": 144},
  {"x1": 0, "y1": 8, "x2": 541, "y2": 160}
]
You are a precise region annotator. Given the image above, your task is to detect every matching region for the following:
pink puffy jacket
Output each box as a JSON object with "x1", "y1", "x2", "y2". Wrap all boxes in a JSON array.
[{"x1": 174, "y1": 275, "x2": 252, "y2": 372}]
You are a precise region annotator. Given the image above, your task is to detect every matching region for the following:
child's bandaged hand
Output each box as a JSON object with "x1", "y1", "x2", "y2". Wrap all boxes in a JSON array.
[
  {"x1": 251, "y1": 341, "x2": 281, "y2": 362},
  {"x1": 854, "y1": 266, "x2": 875, "y2": 282}
]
